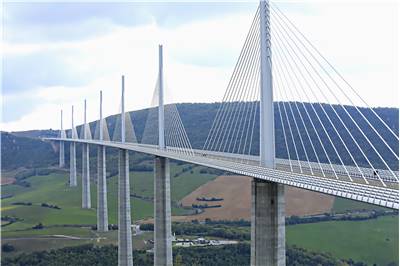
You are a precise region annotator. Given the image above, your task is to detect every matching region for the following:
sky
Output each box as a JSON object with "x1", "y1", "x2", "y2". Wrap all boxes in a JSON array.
[{"x1": 1, "y1": 0, "x2": 398, "y2": 132}]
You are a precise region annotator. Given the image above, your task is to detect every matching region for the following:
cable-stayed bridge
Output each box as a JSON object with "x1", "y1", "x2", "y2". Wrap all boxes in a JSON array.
[{"x1": 46, "y1": 1, "x2": 399, "y2": 265}]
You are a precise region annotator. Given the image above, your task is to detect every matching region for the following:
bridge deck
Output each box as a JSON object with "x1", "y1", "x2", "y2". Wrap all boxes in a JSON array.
[
  {"x1": 47, "y1": 138, "x2": 399, "y2": 210},
  {"x1": 186, "y1": 148, "x2": 398, "y2": 186}
]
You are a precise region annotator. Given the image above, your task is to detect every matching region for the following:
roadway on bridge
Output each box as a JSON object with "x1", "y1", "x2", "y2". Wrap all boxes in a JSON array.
[{"x1": 47, "y1": 138, "x2": 399, "y2": 210}]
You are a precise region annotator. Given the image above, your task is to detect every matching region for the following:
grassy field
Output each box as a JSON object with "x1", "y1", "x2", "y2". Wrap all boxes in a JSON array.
[
  {"x1": 2, "y1": 238, "x2": 93, "y2": 257},
  {"x1": 2, "y1": 164, "x2": 398, "y2": 265},
  {"x1": 1, "y1": 227, "x2": 154, "y2": 258},
  {"x1": 129, "y1": 163, "x2": 217, "y2": 202},
  {"x1": 1, "y1": 162, "x2": 216, "y2": 231},
  {"x1": 1, "y1": 226, "x2": 93, "y2": 238},
  {"x1": 287, "y1": 215, "x2": 399, "y2": 266},
  {"x1": 332, "y1": 197, "x2": 389, "y2": 213},
  {"x1": 3, "y1": 214, "x2": 397, "y2": 265}
]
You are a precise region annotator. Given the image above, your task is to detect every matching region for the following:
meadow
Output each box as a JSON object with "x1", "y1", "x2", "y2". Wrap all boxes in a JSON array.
[
  {"x1": 1, "y1": 164, "x2": 398, "y2": 265},
  {"x1": 1, "y1": 162, "x2": 216, "y2": 231},
  {"x1": 287, "y1": 215, "x2": 399, "y2": 266},
  {"x1": 332, "y1": 197, "x2": 390, "y2": 213}
]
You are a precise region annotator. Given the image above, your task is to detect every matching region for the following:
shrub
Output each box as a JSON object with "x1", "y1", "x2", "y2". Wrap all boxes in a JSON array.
[{"x1": 2, "y1": 243, "x2": 15, "y2": 252}]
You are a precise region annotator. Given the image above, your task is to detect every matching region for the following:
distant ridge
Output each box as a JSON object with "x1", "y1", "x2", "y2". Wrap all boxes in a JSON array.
[{"x1": 2, "y1": 102, "x2": 398, "y2": 171}]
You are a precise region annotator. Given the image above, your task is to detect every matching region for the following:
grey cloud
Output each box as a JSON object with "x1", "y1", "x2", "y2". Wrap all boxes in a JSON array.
[
  {"x1": 4, "y1": 2, "x2": 256, "y2": 43},
  {"x1": 3, "y1": 50, "x2": 93, "y2": 95},
  {"x1": 2, "y1": 94, "x2": 38, "y2": 123}
]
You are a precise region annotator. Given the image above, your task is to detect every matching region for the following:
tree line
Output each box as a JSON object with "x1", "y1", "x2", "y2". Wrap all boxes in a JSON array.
[{"x1": 2, "y1": 243, "x2": 375, "y2": 266}]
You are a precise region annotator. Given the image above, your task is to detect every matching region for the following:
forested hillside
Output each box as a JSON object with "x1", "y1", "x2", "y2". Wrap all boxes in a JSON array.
[
  {"x1": 1, "y1": 132, "x2": 57, "y2": 170},
  {"x1": 2, "y1": 243, "x2": 370, "y2": 266},
  {"x1": 2, "y1": 102, "x2": 398, "y2": 171}
]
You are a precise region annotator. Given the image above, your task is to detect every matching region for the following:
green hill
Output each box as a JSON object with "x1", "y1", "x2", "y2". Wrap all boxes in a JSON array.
[
  {"x1": 1, "y1": 132, "x2": 58, "y2": 170},
  {"x1": 1, "y1": 163, "x2": 216, "y2": 230},
  {"x1": 2, "y1": 102, "x2": 398, "y2": 172}
]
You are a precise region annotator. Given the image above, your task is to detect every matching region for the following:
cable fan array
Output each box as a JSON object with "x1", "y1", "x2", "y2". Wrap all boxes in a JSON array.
[
  {"x1": 140, "y1": 78, "x2": 160, "y2": 146},
  {"x1": 94, "y1": 118, "x2": 111, "y2": 141},
  {"x1": 80, "y1": 122, "x2": 92, "y2": 140},
  {"x1": 271, "y1": 3, "x2": 398, "y2": 186},
  {"x1": 69, "y1": 127, "x2": 79, "y2": 139},
  {"x1": 141, "y1": 77, "x2": 194, "y2": 156},
  {"x1": 112, "y1": 110, "x2": 137, "y2": 143},
  {"x1": 203, "y1": 7, "x2": 261, "y2": 157},
  {"x1": 71, "y1": 79, "x2": 193, "y2": 157},
  {"x1": 202, "y1": 3, "x2": 398, "y2": 187}
]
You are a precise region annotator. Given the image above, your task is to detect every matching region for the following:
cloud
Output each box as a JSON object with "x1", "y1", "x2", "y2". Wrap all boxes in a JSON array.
[
  {"x1": 2, "y1": 7, "x2": 256, "y2": 124},
  {"x1": 2, "y1": 49, "x2": 97, "y2": 95},
  {"x1": 1, "y1": 1, "x2": 398, "y2": 132},
  {"x1": 3, "y1": 2, "x2": 256, "y2": 43},
  {"x1": 2, "y1": 2, "x2": 255, "y2": 94},
  {"x1": 4, "y1": 3, "x2": 144, "y2": 43},
  {"x1": 2, "y1": 93, "x2": 38, "y2": 123}
]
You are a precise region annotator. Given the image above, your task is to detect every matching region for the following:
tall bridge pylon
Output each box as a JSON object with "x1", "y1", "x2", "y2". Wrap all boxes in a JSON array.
[
  {"x1": 154, "y1": 45, "x2": 173, "y2": 266},
  {"x1": 97, "y1": 90, "x2": 109, "y2": 232},
  {"x1": 81, "y1": 99, "x2": 91, "y2": 209},
  {"x1": 69, "y1": 105, "x2": 77, "y2": 187},
  {"x1": 118, "y1": 75, "x2": 134, "y2": 266},
  {"x1": 59, "y1": 110, "x2": 66, "y2": 168},
  {"x1": 252, "y1": 0, "x2": 285, "y2": 265}
]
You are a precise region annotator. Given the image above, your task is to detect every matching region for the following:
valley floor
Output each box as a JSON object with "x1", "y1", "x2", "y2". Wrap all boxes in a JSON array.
[{"x1": 1, "y1": 168, "x2": 398, "y2": 265}]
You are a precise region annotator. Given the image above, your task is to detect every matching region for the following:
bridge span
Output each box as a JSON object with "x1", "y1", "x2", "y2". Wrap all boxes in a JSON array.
[{"x1": 48, "y1": 137, "x2": 399, "y2": 210}]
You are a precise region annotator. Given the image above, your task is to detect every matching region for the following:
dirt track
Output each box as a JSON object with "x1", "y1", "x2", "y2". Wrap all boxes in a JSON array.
[
  {"x1": 176, "y1": 175, "x2": 334, "y2": 221},
  {"x1": 1, "y1": 177, "x2": 16, "y2": 185}
]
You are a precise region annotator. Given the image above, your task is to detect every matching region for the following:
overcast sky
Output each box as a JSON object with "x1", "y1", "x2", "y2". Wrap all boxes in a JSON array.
[{"x1": 1, "y1": 0, "x2": 398, "y2": 131}]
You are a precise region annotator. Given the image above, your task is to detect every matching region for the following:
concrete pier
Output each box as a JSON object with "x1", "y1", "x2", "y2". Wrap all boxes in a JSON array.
[
  {"x1": 97, "y1": 145, "x2": 108, "y2": 232},
  {"x1": 251, "y1": 180, "x2": 285, "y2": 266},
  {"x1": 59, "y1": 141, "x2": 65, "y2": 168},
  {"x1": 118, "y1": 149, "x2": 133, "y2": 266},
  {"x1": 82, "y1": 143, "x2": 91, "y2": 209},
  {"x1": 69, "y1": 142, "x2": 77, "y2": 187},
  {"x1": 153, "y1": 45, "x2": 172, "y2": 266},
  {"x1": 81, "y1": 99, "x2": 91, "y2": 209},
  {"x1": 97, "y1": 90, "x2": 109, "y2": 232},
  {"x1": 154, "y1": 156, "x2": 172, "y2": 266}
]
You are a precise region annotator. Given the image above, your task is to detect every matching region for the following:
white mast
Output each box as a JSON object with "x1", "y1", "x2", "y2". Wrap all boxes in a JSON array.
[
  {"x1": 121, "y1": 76, "x2": 126, "y2": 143},
  {"x1": 259, "y1": 0, "x2": 274, "y2": 168},
  {"x1": 100, "y1": 91, "x2": 103, "y2": 141},
  {"x1": 158, "y1": 45, "x2": 165, "y2": 149}
]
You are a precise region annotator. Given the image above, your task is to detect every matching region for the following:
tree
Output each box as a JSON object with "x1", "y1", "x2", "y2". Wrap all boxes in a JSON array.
[
  {"x1": 2, "y1": 243, "x2": 15, "y2": 252},
  {"x1": 32, "y1": 222, "x2": 44, "y2": 229},
  {"x1": 174, "y1": 254, "x2": 183, "y2": 266}
]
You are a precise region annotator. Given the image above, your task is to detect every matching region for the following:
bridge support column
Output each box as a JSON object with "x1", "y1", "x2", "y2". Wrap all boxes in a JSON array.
[
  {"x1": 97, "y1": 145, "x2": 108, "y2": 232},
  {"x1": 59, "y1": 110, "x2": 65, "y2": 168},
  {"x1": 154, "y1": 156, "x2": 172, "y2": 266},
  {"x1": 82, "y1": 143, "x2": 91, "y2": 209},
  {"x1": 69, "y1": 142, "x2": 77, "y2": 187},
  {"x1": 59, "y1": 141, "x2": 65, "y2": 168},
  {"x1": 118, "y1": 149, "x2": 133, "y2": 266},
  {"x1": 251, "y1": 179, "x2": 285, "y2": 266}
]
